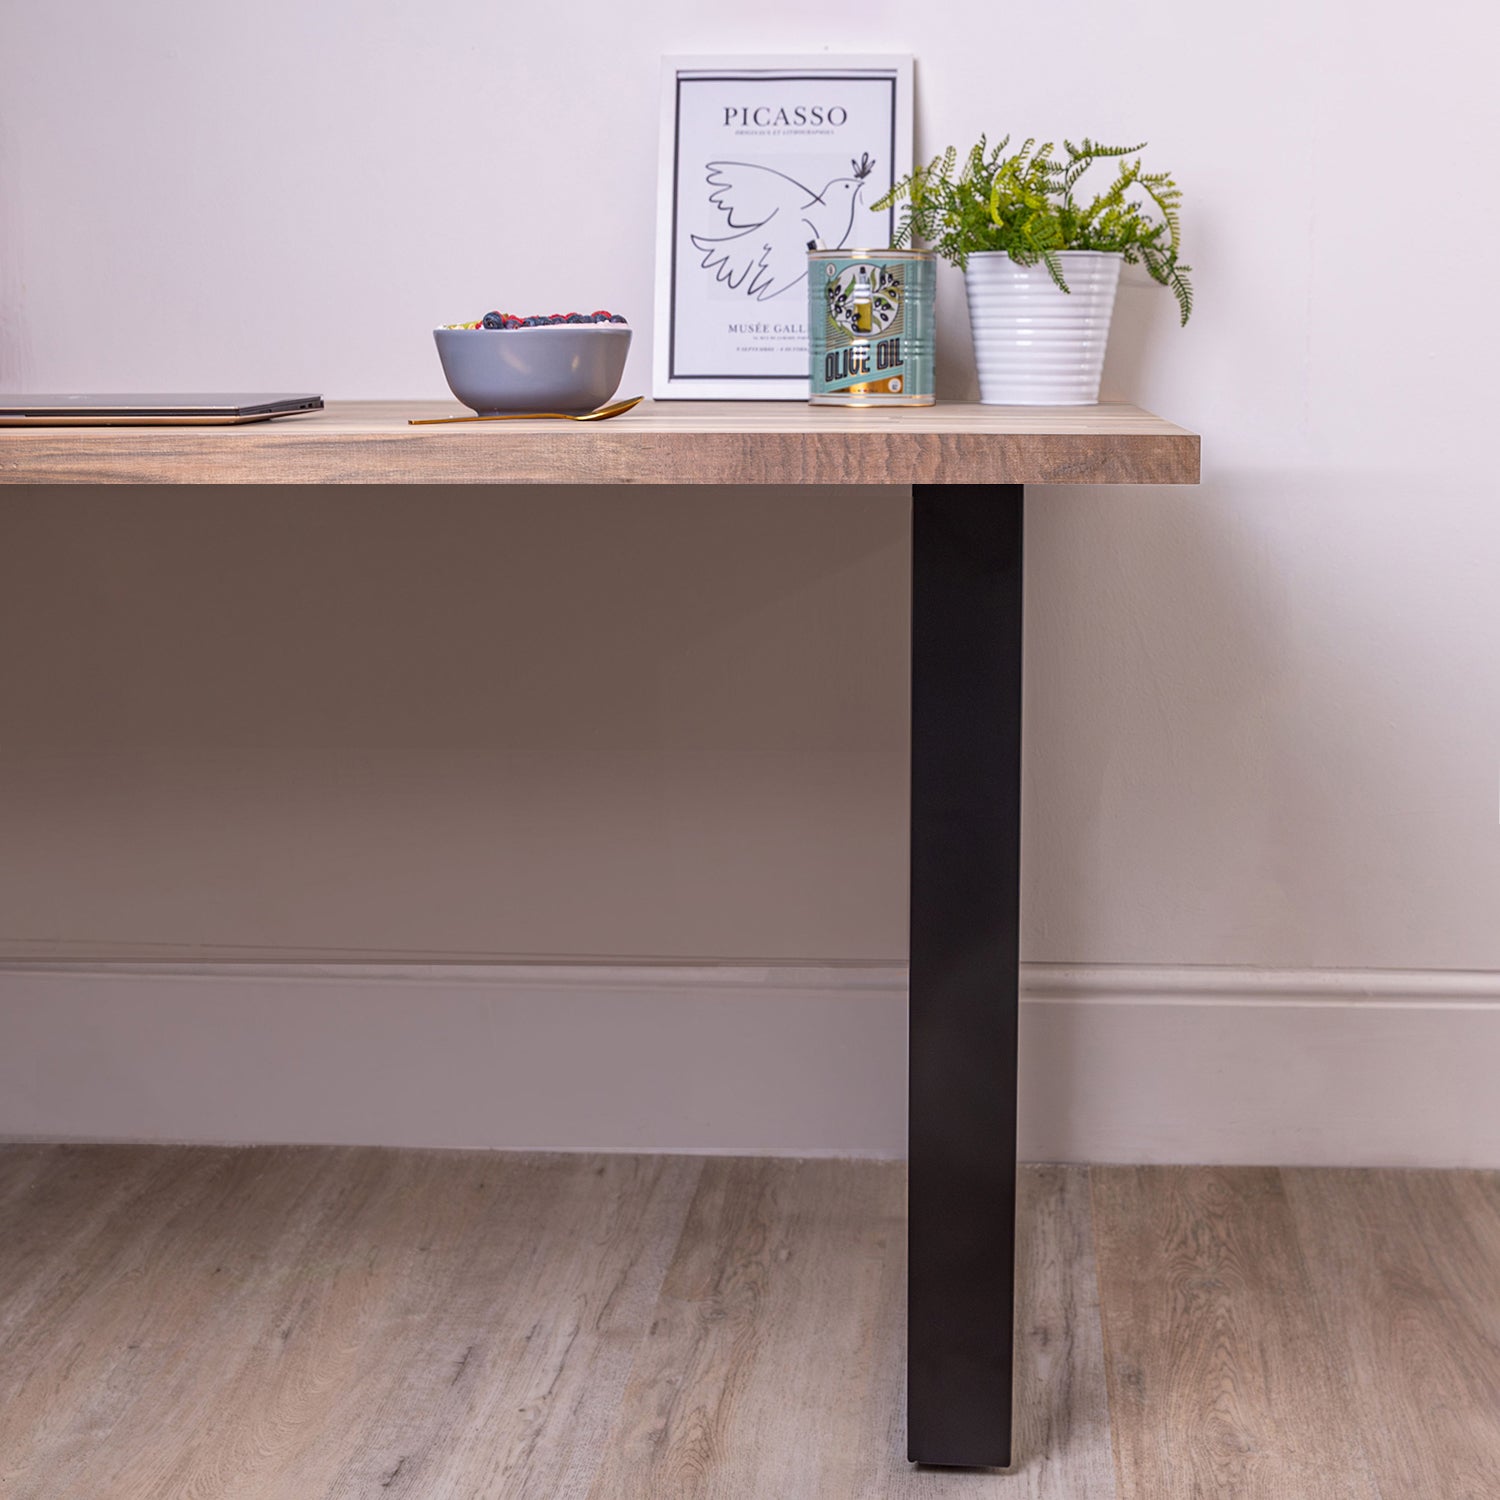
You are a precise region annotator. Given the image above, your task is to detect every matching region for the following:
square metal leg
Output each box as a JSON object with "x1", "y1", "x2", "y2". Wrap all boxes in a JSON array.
[{"x1": 907, "y1": 483, "x2": 1023, "y2": 1468}]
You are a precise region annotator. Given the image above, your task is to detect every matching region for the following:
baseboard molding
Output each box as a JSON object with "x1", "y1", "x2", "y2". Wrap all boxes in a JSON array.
[{"x1": 2, "y1": 960, "x2": 1498, "y2": 1165}]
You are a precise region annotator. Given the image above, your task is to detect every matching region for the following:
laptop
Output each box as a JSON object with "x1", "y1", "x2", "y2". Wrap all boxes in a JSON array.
[{"x1": 0, "y1": 393, "x2": 324, "y2": 425}]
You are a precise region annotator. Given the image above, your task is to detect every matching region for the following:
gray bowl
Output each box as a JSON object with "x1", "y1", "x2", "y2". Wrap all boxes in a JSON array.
[{"x1": 433, "y1": 325, "x2": 631, "y2": 415}]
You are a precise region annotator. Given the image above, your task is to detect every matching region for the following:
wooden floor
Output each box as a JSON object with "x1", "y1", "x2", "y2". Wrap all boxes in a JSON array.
[{"x1": 2, "y1": 1149, "x2": 1498, "y2": 1499}]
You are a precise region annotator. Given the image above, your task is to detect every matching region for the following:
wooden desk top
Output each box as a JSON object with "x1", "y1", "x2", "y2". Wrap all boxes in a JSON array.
[{"x1": 0, "y1": 400, "x2": 1199, "y2": 487}]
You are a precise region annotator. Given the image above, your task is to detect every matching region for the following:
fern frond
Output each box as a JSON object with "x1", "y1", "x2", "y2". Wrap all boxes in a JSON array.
[
  {"x1": 1073, "y1": 138, "x2": 1146, "y2": 159},
  {"x1": 1136, "y1": 172, "x2": 1183, "y2": 254},
  {"x1": 1167, "y1": 261, "x2": 1193, "y2": 324}
]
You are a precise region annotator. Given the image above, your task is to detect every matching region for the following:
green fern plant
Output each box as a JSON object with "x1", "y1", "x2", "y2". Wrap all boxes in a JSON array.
[{"x1": 871, "y1": 136, "x2": 1193, "y2": 325}]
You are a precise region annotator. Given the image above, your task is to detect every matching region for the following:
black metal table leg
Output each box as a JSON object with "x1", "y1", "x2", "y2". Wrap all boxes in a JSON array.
[{"x1": 907, "y1": 483, "x2": 1023, "y2": 1469}]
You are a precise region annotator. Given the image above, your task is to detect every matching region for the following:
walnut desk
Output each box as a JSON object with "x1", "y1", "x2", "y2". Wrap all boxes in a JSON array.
[{"x1": 1, "y1": 399, "x2": 1201, "y2": 1468}]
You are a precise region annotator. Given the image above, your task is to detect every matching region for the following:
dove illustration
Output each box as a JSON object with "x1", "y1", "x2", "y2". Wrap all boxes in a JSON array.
[{"x1": 689, "y1": 154, "x2": 877, "y2": 302}]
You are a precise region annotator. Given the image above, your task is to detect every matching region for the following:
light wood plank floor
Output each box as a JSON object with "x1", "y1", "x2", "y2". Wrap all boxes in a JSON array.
[{"x1": 2, "y1": 1149, "x2": 1497, "y2": 1498}]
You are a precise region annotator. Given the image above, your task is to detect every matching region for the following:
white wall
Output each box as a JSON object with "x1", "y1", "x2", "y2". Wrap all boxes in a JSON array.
[{"x1": 2, "y1": 0, "x2": 1496, "y2": 1157}]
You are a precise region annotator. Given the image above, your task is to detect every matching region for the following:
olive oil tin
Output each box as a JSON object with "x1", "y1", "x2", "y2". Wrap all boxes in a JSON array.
[{"x1": 808, "y1": 249, "x2": 935, "y2": 405}]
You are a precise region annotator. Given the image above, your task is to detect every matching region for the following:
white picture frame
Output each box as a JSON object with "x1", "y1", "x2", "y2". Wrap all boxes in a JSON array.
[{"x1": 653, "y1": 55, "x2": 914, "y2": 401}]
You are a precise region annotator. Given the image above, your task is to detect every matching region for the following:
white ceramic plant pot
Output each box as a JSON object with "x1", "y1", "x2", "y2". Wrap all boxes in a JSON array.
[{"x1": 963, "y1": 250, "x2": 1123, "y2": 405}]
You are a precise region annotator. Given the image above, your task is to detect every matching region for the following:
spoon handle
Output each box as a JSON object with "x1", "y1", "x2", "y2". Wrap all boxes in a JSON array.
[{"x1": 409, "y1": 397, "x2": 642, "y2": 426}]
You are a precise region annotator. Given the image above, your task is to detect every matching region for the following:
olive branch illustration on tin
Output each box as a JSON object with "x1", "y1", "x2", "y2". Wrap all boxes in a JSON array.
[{"x1": 825, "y1": 261, "x2": 904, "y2": 336}]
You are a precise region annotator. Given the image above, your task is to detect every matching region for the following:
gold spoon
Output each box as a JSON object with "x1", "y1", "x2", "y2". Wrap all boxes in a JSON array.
[{"x1": 409, "y1": 396, "x2": 644, "y2": 426}]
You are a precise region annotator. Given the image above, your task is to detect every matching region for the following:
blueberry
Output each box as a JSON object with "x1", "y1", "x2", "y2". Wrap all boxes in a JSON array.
[
  {"x1": 609, "y1": 313, "x2": 627, "y2": 323},
  {"x1": 565, "y1": 313, "x2": 588, "y2": 323},
  {"x1": 481, "y1": 312, "x2": 505, "y2": 329},
  {"x1": 522, "y1": 316, "x2": 544, "y2": 327}
]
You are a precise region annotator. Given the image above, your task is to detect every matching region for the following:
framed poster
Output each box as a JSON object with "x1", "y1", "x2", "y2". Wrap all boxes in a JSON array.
[{"x1": 653, "y1": 55, "x2": 914, "y2": 400}]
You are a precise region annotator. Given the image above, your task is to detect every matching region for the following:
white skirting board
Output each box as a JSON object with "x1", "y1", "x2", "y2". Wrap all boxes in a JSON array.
[{"x1": 1, "y1": 961, "x2": 1498, "y2": 1166}]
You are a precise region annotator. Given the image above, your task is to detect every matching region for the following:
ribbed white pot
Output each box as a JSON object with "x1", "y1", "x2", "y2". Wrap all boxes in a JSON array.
[{"x1": 964, "y1": 250, "x2": 1123, "y2": 405}]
